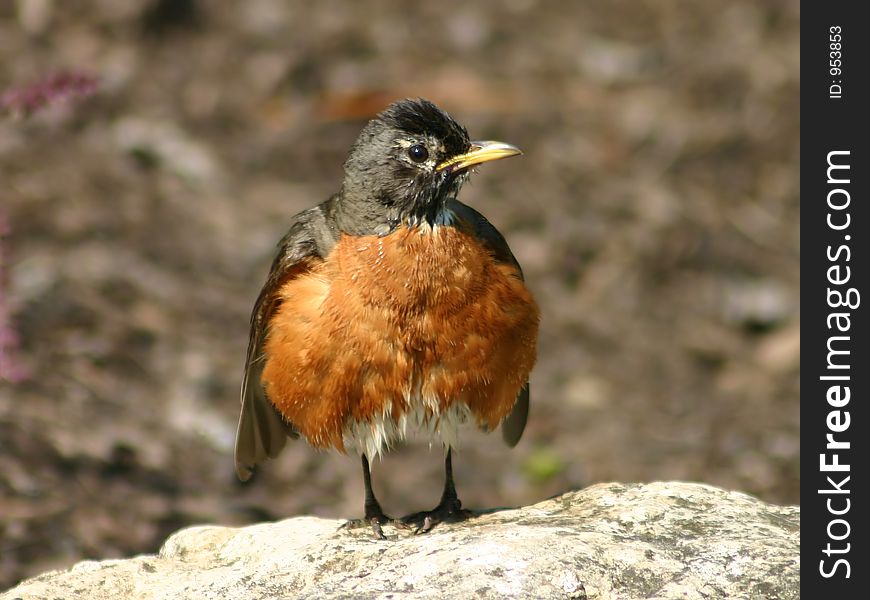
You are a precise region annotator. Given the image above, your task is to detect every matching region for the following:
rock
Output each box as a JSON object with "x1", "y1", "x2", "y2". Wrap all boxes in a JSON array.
[{"x1": 2, "y1": 482, "x2": 799, "y2": 600}]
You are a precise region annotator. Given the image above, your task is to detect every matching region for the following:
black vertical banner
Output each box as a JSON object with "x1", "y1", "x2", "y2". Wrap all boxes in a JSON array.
[{"x1": 802, "y1": 2, "x2": 869, "y2": 597}]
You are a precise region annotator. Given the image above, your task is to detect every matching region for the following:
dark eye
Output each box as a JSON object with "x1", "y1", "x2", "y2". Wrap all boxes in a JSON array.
[{"x1": 407, "y1": 144, "x2": 429, "y2": 163}]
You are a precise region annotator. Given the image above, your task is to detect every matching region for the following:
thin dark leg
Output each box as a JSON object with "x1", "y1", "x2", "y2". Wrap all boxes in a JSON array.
[
  {"x1": 361, "y1": 454, "x2": 390, "y2": 539},
  {"x1": 437, "y1": 448, "x2": 462, "y2": 513},
  {"x1": 402, "y1": 447, "x2": 473, "y2": 534},
  {"x1": 340, "y1": 455, "x2": 392, "y2": 539}
]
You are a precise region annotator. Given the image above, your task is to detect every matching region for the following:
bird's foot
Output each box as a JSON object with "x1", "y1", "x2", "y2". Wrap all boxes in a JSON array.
[
  {"x1": 400, "y1": 495, "x2": 474, "y2": 534},
  {"x1": 340, "y1": 504, "x2": 396, "y2": 540},
  {"x1": 340, "y1": 514, "x2": 396, "y2": 540}
]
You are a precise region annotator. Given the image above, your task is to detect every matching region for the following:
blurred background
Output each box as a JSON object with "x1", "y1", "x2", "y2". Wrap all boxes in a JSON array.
[{"x1": 0, "y1": 0, "x2": 798, "y2": 588}]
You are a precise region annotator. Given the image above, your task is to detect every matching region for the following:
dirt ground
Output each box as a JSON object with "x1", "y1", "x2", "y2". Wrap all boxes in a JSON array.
[{"x1": 0, "y1": 0, "x2": 799, "y2": 588}]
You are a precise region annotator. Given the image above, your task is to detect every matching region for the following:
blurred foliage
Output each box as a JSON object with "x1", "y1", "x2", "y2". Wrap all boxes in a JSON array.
[{"x1": 523, "y1": 449, "x2": 567, "y2": 485}]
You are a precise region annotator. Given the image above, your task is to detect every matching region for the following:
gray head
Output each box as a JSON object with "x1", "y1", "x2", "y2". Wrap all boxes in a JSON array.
[{"x1": 336, "y1": 98, "x2": 521, "y2": 235}]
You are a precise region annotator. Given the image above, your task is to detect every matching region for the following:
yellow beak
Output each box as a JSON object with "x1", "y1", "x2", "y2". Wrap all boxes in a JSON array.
[{"x1": 436, "y1": 140, "x2": 522, "y2": 173}]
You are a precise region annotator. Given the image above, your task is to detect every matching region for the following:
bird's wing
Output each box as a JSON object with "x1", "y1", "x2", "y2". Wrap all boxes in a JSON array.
[
  {"x1": 234, "y1": 201, "x2": 338, "y2": 481},
  {"x1": 448, "y1": 199, "x2": 531, "y2": 447}
]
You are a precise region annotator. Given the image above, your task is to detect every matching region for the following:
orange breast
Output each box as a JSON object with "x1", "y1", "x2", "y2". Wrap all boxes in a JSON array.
[{"x1": 260, "y1": 223, "x2": 539, "y2": 452}]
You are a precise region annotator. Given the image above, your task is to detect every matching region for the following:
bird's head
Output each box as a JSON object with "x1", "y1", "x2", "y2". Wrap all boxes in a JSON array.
[{"x1": 338, "y1": 98, "x2": 521, "y2": 235}]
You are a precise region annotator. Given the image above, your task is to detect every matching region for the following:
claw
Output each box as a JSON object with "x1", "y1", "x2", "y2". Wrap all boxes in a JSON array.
[
  {"x1": 401, "y1": 501, "x2": 474, "y2": 534},
  {"x1": 339, "y1": 515, "x2": 392, "y2": 540}
]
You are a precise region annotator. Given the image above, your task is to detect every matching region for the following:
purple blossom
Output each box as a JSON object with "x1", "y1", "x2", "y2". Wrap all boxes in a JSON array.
[{"x1": 0, "y1": 70, "x2": 99, "y2": 118}]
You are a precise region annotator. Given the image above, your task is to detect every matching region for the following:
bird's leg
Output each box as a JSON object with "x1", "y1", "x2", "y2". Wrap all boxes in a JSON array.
[
  {"x1": 435, "y1": 446, "x2": 463, "y2": 514},
  {"x1": 362, "y1": 454, "x2": 391, "y2": 538},
  {"x1": 341, "y1": 454, "x2": 392, "y2": 539},
  {"x1": 401, "y1": 447, "x2": 473, "y2": 534}
]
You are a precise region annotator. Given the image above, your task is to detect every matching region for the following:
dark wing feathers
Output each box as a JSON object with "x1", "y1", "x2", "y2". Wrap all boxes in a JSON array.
[
  {"x1": 448, "y1": 199, "x2": 531, "y2": 447},
  {"x1": 501, "y1": 383, "x2": 530, "y2": 447},
  {"x1": 234, "y1": 202, "x2": 338, "y2": 481}
]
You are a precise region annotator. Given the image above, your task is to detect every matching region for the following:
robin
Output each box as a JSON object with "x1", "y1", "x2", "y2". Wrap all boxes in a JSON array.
[{"x1": 234, "y1": 98, "x2": 539, "y2": 538}]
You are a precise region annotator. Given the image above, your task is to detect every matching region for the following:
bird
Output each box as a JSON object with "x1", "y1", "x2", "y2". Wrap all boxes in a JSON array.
[{"x1": 234, "y1": 98, "x2": 539, "y2": 538}]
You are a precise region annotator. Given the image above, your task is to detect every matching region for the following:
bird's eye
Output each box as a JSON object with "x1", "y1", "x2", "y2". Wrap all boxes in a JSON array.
[{"x1": 407, "y1": 144, "x2": 429, "y2": 163}]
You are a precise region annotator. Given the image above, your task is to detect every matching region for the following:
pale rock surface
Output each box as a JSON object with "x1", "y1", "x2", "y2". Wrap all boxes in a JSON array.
[{"x1": 2, "y1": 482, "x2": 799, "y2": 600}]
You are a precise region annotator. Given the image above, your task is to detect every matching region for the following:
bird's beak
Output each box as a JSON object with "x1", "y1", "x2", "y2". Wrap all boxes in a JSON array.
[{"x1": 436, "y1": 140, "x2": 522, "y2": 173}]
